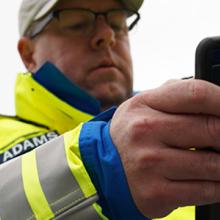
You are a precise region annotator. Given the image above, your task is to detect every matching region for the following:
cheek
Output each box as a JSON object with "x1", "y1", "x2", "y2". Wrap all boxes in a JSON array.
[
  {"x1": 33, "y1": 39, "x2": 61, "y2": 69},
  {"x1": 54, "y1": 45, "x2": 88, "y2": 82},
  {"x1": 117, "y1": 37, "x2": 132, "y2": 66},
  {"x1": 34, "y1": 37, "x2": 87, "y2": 78},
  {"x1": 116, "y1": 40, "x2": 133, "y2": 79}
]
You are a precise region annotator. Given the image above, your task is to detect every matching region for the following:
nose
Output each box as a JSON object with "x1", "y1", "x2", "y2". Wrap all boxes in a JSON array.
[{"x1": 90, "y1": 16, "x2": 116, "y2": 50}]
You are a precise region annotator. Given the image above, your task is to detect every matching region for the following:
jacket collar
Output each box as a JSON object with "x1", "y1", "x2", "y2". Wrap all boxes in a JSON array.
[{"x1": 15, "y1": 64, "x2": 98, "y2": 134}]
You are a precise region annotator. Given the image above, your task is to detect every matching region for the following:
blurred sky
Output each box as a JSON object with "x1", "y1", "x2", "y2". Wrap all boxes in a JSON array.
[{"x1": 1, "y1": 0, "x2": 220, "y2": 115}]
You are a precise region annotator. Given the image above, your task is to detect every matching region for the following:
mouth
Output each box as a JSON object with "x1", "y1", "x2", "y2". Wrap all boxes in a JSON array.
[
  {"x1": 90, "y1": 60, "x2": 118, "y2": 74},
  {"x1": 90, "y1": 66, "x2": 118, "y2": 77}
]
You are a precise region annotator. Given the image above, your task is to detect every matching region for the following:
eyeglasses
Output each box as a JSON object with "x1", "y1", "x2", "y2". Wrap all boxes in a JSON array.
[{"x1": 26, "y1": 8, "x2": 140, "y2": 38}]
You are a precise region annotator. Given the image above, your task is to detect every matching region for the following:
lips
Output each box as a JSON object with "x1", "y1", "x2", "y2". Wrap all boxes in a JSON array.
[{"x1": 90, "y1": 59, "x2": 118, "y2": 72}]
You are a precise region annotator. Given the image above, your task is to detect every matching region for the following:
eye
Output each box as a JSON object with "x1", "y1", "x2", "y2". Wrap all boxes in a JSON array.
[
  {"x1": 110, "y1": 23, "x2": 122, "y2": 32},
  {"x1": 68, "y1": 22, "x2": 90, "y2": 30},
  {"x1": 110, "y1": 22, "x2": 127, "y2": 33}
]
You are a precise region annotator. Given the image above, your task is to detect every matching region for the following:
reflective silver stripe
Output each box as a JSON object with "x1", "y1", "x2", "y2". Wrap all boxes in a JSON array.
[
  {"x1": 0, "y1": 157, "x2": 34, "y2": 220},
  {"x1": 36, "y1": 135, "x2": 85, "y2": 216},
  {"x1": 55, "y1": 195, "x2": 102, "y2": 220}
]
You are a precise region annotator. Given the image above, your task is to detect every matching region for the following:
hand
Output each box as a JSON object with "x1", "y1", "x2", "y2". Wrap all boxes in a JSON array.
[{"x1": 110, "y1": 79, "x2": 220, "y2": 218}]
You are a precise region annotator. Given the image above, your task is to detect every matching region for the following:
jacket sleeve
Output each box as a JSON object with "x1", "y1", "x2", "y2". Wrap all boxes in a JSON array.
[
  {"x1": 0, "y1": 109, "x2": 148, "y2": 220},
  {"x1": 79, "y1": 121, "x2": 148, "y2": 220},
  {"x1": 0, "y1": 124, "x2": 107, "y2": 220}
]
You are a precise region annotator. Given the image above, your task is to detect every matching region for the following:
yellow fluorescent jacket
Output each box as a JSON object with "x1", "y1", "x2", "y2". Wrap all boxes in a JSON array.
[
  {"x1": 0, "y1": 73, "x2": 194, "y2": 220},
  {"x1": 0, "y1": 73, "x2": 107, "y2": 220}
]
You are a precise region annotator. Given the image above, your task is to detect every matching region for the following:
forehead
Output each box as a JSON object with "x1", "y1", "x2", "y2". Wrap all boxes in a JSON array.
[{"x1": 54, "y1": 0, "x2": 123, "y2": 11}]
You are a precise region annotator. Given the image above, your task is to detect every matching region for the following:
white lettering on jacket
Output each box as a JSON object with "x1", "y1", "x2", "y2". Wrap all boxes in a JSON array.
[{"x1": 1, "y1": 131, "x2": 59, "y2": 164}]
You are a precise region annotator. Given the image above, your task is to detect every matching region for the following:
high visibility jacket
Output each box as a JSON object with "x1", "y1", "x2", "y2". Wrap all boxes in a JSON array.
[
  {"x1": 0, "y1": 72, "x2": 107, "y2": 219},
  {"x1": 0, "y1": 65, "x2": 146, "y2": 220},
  {"x1": 0, "y1": 65, "x2": 195, "y2": 220}
]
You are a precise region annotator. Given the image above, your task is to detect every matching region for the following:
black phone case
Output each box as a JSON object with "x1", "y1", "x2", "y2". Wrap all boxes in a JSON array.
[
  {"x1": 195, "y1": 36, "x2": 220, "y2": 220},
  {"x1": 195, "y1": 36, "x2": 220, "y2": 85}
]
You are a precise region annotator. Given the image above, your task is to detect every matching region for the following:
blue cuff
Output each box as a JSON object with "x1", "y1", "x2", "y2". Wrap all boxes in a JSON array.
[{"x1": 79, "y1": 120, "x2": 148, "y2": 220}]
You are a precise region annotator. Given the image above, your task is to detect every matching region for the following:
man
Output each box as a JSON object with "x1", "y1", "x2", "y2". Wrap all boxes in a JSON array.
[{"x1": 1, "y1": 0, "x2": 220, "y2": 219}]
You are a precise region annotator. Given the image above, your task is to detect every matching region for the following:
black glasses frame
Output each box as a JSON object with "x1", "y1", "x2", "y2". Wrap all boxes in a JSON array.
[
  {"x1": 52, "y1": 8, "x2": 140, "y2": 31},
  {"x1": 26, "y1": 8, "x2": 140, "y2": 38}
]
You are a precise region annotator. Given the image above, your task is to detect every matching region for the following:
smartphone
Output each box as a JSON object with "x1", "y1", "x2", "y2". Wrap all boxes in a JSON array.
[
  {"x1": 195, "y1": 36, "x2": 220, "y2": 84},
  {"x1": 195, "y1": 36, "x2": 220, "y2": 220}
]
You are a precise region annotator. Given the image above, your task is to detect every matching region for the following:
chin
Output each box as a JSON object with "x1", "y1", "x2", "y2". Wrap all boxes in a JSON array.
[
  {"x1": 95, "y1": 91, "x2": 132, "y2": 110},
  {"x1": 86, "y1": 82, "x2": 133, "y2": 109}
]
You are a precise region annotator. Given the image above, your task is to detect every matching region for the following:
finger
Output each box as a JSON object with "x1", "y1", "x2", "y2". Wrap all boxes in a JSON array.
[
  {"x1": 136, "y1": 108, "x2": 220, "y2": 149},
  {"x1": 158, "y1": 148, "x2": 220, "y2": 181},
  {"x1": 141, "y1": 79, "x2": 220, "y2": 116},
  {"x1": 161, "y1": 77, "x2": 193, "y2": 87},
  {"x1": 159, "y1": 113, "x2": 220, "y2": 148},
  {"x1": 166, "y1": 180, "x2": 220, "y2": 207},
  {"x1": 162, "y1": 79, "x2": 180, "y2": 86},
  {"x1": 141, "y1": 179, "x2": 220, "y2": 218}
]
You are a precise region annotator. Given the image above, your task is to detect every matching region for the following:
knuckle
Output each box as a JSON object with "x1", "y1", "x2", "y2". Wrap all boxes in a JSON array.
[
  {"x1": 127, "y1": 93, "x2": 143, "y2": 108},
  {"x1": 129, "y1": 115, "x2": 160, "y2": 143},
  {"x1": 188, "y1": 80, "x2": 208, "y2": 104},
  {"x1": 202, "y1": 182, "x2": 217, "y2": 200},
  {"x1": 205, "y1": 116, "x2": 220, "y2": 143},
  {"x1": 143, "y1": 178, "x2": 169, "y2": 200},
  {"x1": 131, "y1": 174, "x2": 176, "y2": 218},
  {"x1": 205, "y1": 152, "x2": 219, "y2": 174},
  {"x1": 136, "y1": 148, "x2": 163, "y2": 170},
  {"x1": 140, "y1": 182, "x2": 174, "y2": 218}
]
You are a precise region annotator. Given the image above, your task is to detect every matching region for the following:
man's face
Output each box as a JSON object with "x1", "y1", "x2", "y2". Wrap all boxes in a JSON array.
[{"x1": 31, "y1": 0, "x2": 133, "y2": 110}]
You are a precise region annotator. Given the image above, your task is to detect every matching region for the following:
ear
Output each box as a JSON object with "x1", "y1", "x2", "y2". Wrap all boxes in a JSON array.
[{"x1": 18, "y1": 37, "x2": 36, "y2": 72}]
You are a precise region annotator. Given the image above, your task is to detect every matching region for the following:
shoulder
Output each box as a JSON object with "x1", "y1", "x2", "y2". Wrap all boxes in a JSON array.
[
  {"x1": 0, "y1": 115, "x2": 59, "y2": 163},
  {"x1": 0, "y1": 114, "x2": 49, "y2": 135},
  {"x1": 0, "y1": 115, "x2": 58, "y2": 152},
  {"x1": 0, "y1": 114, "x2": 52, "y2": 145}
]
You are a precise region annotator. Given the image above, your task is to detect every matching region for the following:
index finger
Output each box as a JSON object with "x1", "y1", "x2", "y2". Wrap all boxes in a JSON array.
[{"x1": 140, "y1": 79, "x2": 220, "y2": 116}]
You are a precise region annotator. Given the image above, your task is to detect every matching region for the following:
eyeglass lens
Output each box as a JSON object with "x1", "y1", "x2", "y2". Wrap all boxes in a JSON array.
[{"x1": 56, "y1": 9, "x2": 138, "y2": 36}]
